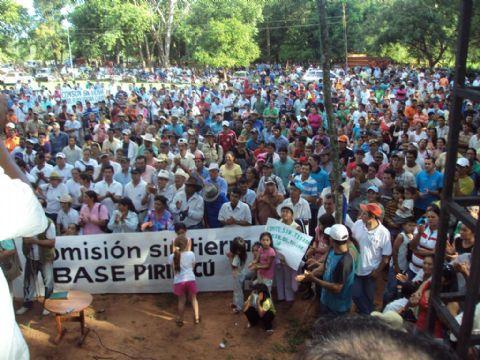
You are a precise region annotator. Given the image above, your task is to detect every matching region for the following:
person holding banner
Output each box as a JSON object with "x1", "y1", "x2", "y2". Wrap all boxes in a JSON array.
[
  {"x1": 275, "y1": 204, "x2": 303, "y2": 305},
  {"x1": 107, "y1": 198, "x2": 139, "y2": 233}
]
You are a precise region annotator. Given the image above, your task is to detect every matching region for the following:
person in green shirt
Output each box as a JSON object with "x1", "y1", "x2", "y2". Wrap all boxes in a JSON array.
[
  {"x1": 274, "y1": 147, "x2": 295, "y2": 189},
  {"x1": 243, "y1": 283, "x2": 276, "y2": 333},
  {"x1": 263, "y1": 100, "x2": 279, "y2": 123}
]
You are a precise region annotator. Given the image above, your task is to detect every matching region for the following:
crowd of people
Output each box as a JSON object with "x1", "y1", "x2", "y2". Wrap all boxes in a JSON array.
[{"x1": 1, "y1": 64, "x2": 480, "y2": 345}]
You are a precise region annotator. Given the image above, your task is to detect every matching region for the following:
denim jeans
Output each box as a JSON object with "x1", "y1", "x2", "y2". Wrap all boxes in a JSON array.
[
  {"x1": 22, "y1": 258, "x2": 54, "y2": 307},
  {"x1": 352, "y1": 274, "x2": 376, "y2": 314},
  {"x1": 383, "y1": 266, "x2": 399, "y2": 308}
]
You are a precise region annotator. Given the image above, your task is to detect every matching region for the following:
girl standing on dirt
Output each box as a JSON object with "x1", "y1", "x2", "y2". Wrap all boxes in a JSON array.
[
  {"x1": 168, "y1": 235, "x2": 200, "y2": 326},
  {"x1": 250, "y1": 232, "x2": 276, "y2": 294},
  {"x1": 228, "y1": 237, "x2": 248, "y2": 313}
]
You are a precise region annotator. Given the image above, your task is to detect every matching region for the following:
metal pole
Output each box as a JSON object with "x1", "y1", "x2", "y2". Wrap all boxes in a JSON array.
[{"x1": 342, "y1": 1, "x2": 348, "y2": 72}]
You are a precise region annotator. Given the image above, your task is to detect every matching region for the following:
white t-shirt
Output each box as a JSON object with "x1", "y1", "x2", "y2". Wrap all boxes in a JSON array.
[
  {"x1": 94, "y1": 180, "x2": 123, "y2": 216},
  {"x1": 395, "y1": 198, "x2": 414, "y2": 218},
  {"x1": 168, "y1": 251, "x2": 196, "y2": 284},
  {"x1": 56, "y1": 208, "x2": 80, "y2": 231},
  {"x1": 40, "y1": 183, "x2": 68, "y2": 214},
  {"x1": 352, "y1": 220, "x2": 392, "y2": 276}
]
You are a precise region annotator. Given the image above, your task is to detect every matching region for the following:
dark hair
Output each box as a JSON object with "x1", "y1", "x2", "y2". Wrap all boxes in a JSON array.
[
  {"x1": 427, "y1": 204, "x2": 441, "y2": 217},
  {"x1": 118, "y1": 197, "x2": 136, "y2": 212},
  {"x1": 252, "y1": 283, "x2": 271, "y2": 305},
  {"x1": 306, "y1": 315, "x2": 458, "y2": 360},
  {"x1": 357, "y1": 163, "x2": 369, "y2": 174},
  {"x1": 103, "y1": 165, "x2": 114, "y2": 173},
  {"x1": 154, "y1": 195, "x2": 168, "y2": 207},
  {"x1": 384, "y1": 168, "x2": 396, "y2": 178},
  {"x1": 251, "y1": 241, "x2": 261, "y2": 251},
  {"x1": 174, "y1": 222, "x2": 187, "y2": 234},
  {"x1": 259, "y1": 231, "x2": 274, "y2": 248},
  {"x1": 394, "y1": 185, "x2": 404, "y2": 194},
  {"x1": 172, "y1": 235, "x2": 188, "y2": 273},
  {"x1": 230, "y1": 237, "x2": 247, "y2": 266},
  {"x1": 318, "y1": 213, "x2": 336, "y2": 229},
  {"x1": 136, "y1": 155, "x2": 146, "y2": 162},
  {"x1": 230, "y1": 187, "x2": 241, "y2": 197},
  {"x1": 84, "y1": 190, "x2": 98, "y2": 202},
  {"x1": 80, "y1": 173, "x2": 92, "y2": 182}
]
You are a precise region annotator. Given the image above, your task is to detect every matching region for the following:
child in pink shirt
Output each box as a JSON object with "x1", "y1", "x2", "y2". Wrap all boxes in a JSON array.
[{"x1": 251, "y1": 232, "x2": 276, "y2": 293}]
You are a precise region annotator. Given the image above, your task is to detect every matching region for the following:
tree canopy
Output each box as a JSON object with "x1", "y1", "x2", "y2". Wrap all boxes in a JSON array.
[{"x1": 2, "y1": 0, "x2": 480, "y2": 68}]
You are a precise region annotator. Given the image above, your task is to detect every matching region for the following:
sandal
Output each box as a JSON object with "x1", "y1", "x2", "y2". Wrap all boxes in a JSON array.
[{"x1": 176, "y1": 318, "x2": 184, "y2": 327}]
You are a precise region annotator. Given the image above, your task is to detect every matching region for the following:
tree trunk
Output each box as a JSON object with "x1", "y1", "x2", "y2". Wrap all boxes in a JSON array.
[
  {"x1": 266, "y1": 26, "x2": 271, "y2": 61},
  {"x1": 162, "y1": 0, "x2": 176, "y2": 67},
  {"x1": 144, "y1": 35, "x2": 152, "y2": 70},
  {"x1": 316, "y1": 0, "x2": 343, "y2": 224},
  {"x1": 139, "y1": 42, "x2": 146, "y2": 69}
]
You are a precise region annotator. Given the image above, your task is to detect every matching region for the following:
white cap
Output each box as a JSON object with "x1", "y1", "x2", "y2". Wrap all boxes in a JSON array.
[
  {"x1": 178, "y1": 138, "x2": 188, "y2": 144},
  {"x1": 324, "y1": 224, "x2": 349, "y2": 242},
  {"x1": 122, "y1": 129, "x2": 131, "y2": 135},
  {"x1": 6, "y1": 122, "x2": 15, "y2": 129},
  {"x1": 222, "y1": 121, "x2": 229, "y2": 127},
  {"x1": 174, "y1": 168, "x2": 189, "y2": 179},
  {"x1": 457, "y1": 157, "x2": 470, "y2": 167},
  {"x1": 157, "y1": 169, "x2": 170, "y2": 180},
  {"x1": 208, "y1": 163, "x2": 219, "y2": 171},
  {"x1": 56, "y1": 152, "x2": 66, "y2": 159}
]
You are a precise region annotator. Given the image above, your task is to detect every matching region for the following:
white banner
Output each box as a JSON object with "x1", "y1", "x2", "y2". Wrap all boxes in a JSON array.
[
  {"x1": 22, "y1": 226, "x2": 265, "y2": 294},
  {"x1": 265, "y1": 218, "x2": 312, "y2": 270},
  {"x1": 61, "y1": 87, "x2": 105, "y2": 106}
]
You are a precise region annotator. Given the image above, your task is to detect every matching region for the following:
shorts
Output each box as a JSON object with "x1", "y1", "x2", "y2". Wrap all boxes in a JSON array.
[{"x1": 173, "y1": 280, "x2": 198, "y2": 297}]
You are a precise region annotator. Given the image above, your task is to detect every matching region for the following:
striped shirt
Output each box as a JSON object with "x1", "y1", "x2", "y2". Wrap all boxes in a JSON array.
[
  {"x1": 410, "y1": 227, "x2": 437, "y2": 273},
  {"x1": 294, "y1": 175, "x2": 318, "y2": 200}
]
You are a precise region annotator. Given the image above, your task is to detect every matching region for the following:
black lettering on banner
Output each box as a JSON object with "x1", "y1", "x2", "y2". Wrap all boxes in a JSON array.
[
  {"x1": 53, "y1": 267, "x2": 71, "y2": 283},
  {"x1": 103, "y1": 241, "x2": 109, "y2": 260},
  {"x1": 61, "y1": 247, "x2": 81, "y2": 261},
  {"x1": 83, "y1": 242, "x2": 89, "y2": 260},
  {"x1": 219, "y1": 240, "x2": 229, "y2": 255},
  {"x1": 203, "y1": 260, "x2": 215, "y2": 276},
  {"x1": 95, "y1": 266, "x2": 109, "y2": 282},
  {"x1": 111, "y1": 240, "x2": 125, "y2": 259},
  {"x1": 91, "y1": 246, "x2": 102, "y2": 260},
  {"x1": 134, "y1": 264, "x2": 147, "y2": 280},
  {"x1": 204, "y1": 241, "x2": 217, "y2": 255},
  {"x1": 111, "y1": 265, "x2": 126, "y2": 281},
  {"x1": 153, "y1": 264, "x2": 165, "y2": 279},
  {"x1": 149, "y1": 244, "x2": 162, "y2": 257},
  {"x1": 194, "y1": 262, "x2": 203, "y2": 277},
  {"x1": 73, "y1": 267, "x2": 93, "y2": 283},
  {"x1": 127, "y1": 245, "x2": 141, "y2": 259}
]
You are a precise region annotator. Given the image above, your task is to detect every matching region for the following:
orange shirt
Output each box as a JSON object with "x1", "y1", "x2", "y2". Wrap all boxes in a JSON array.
[
  {"x1": 6, "y1": 114, "x2": 17, "y2": 124},
  {"x1": 404, "y1": 106, "x2": 416, "y2": 122},
  {"x1": 5, "y1": 136, "x2": 19, "y2": 152}
]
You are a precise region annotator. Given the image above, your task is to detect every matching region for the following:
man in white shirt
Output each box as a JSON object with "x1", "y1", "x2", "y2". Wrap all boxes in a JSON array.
[
  {"x1": 75, "y1": 148, "x2": 98, "y2": 172},
  {"x1": 56, "y1": 194, "x2": 80, "y2": 235},
  {"x1": 276, "y1": 182, "x2": 311, "y2": 225},
  {"x1": 30, "y1": 153, "x2": 54, "y2": 186},
  {"x1": 170, "y1": 177, "x2": 205, "y2": 228},
  {"x1": 119, "y1": 129, "x2": 139, "y2": 164},
  {"x1": 64, "y1": 112, "x2": 82, "y2": 139},
  {"x1": 124, "y1": 168, "x2": 148, "y2": 222},
  {"x1": 93, "y1": 153, "x2": 121, "y2": 182},
  {"x1": 210, "y1": 97, "x2": 225, "y2": 116},
  {"x1": 102, "y1": 128, "x2": 121, "y2": 154},
  {"x1": 53, "y1": 152, "x2": 73, "y2": 182},
  {"x1": 173, "y1": 138, "x2": 196, "y2": 173},
  {"x1": 218, "y1": 188, "x2": 252, "y2": 227},
  {"x1": 316, "y1": 193, "x2": 354, "y2": 229},
  {"x1": 351, "y1": 203, "x2": 391, "y2": 314},
  {"x1": 94, "y1": 165, "x2": 123, "y2": 216},
  {"x1": 62, "y1": 135, "x2": 83, "y2": 165}
]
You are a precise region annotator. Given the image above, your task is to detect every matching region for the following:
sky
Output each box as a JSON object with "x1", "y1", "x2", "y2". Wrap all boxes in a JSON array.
[{"x1": 14, "y1": 0, "x2": 35, "y2": 15}]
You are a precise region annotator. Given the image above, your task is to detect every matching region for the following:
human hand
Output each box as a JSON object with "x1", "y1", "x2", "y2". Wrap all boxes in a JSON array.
[
  {"x1": 303, "y1": 271, "x2": 314, "y2": 282},
  {"x1": 140, "y1": 222, "x2": 152, "y2": 231},
  {"x1": 176, "y1": 200, "x2": 182, "y2": 209},
  {"x1": 417, "y1": 224, "x2": 426, "y2": 234},
  {"x1": 396, "y1": 273, "x2": 408, "y2": 283}
]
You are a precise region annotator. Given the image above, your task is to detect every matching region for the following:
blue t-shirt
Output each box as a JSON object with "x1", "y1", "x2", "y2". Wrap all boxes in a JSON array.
[
  {"x1": 205, "y1": 193, "x2": 228, "y2": 228},
  {"x1": 310, "y1": 167, "x2": 330, "y2": 193},
  {"x1": 321, "y1": 249, "x2": 355, "y2": 314},
  {"x1": 273, "y1": 157, "x2": 295, "y2": 189},
  {"x1": 0, "y1": 239, "x2": 15, "y2": 251},
  {"x1": 415, "y1": 170, "x2": 444, "y2": 210}
]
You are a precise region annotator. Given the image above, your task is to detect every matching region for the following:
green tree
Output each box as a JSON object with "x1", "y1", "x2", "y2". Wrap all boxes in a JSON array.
[
  {"x1": 193, "y1": 18, "x2": 260, "y2": 68},
  {"x1": 0, "y1": 0, "x2": 30, "y2": 60},
  {"x1": 32, "y1": 21, "x2": 66, "y2": 64}
]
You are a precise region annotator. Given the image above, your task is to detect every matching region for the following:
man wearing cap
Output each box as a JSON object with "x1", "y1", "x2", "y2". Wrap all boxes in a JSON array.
[
  {"x1": 173, "y1": 138, "x2": 195, "y2": 173},
  {"x1": 22, "y1": 139, "x2": 37, "y2": 169},
  {"x1": 94, "y1": 165, "x2": 123, "y2": 216},
  {"x1": 56, "y1": 194, "x2": 80, "y2": 235},
  {"x1": 338, "y1": 135, "x2": 354, "y2": 165},
  {"x1": 218, "y1": 187, "x2": 252, "y2": 227},
  {"x1": 120, "y1": 129, "x2": 139, "y2": 164},
  {"x1": 146, "y1": 170, "x2": 175, "y2": 210},
  {"x1": 64, "y1": 112, "x2": 82, "y2": 140},
  {"x1": 53, "y1": 152, "x2": 73, "y2": 182},
  {"x1": 138, "y1": 133, "x2": 159, "y2": 157},
  {"x1": 218, "y1": 121, "x2": 237, "y2": 153},
  {"x1": 124, "y1": 168, "x2": 149, "y2": 222},
  {"x1": 303, "y1": 224, "x2": 355, "y2": 316},
  {"x1": 277, "y1": 181, "x2": 312, "y2": 226},
  {"x1": 364, "y1": 140, "x2": 387, "y2": 166},
  {"x1": 454, "y1": 157, "x2": 474, "y2": 197},
  {"x1": 205, "y1": 163, "x2": 228, "y2": 195},
  {"x1": 49, "y1": 123, "x2": 69, "y2": 157},
  {"x1": 170, "y1": 176, "x2": 205, "y2": 229},
  {"x1": 25, "y1": 112, "x2": 45, "y2": 137},
  {"x1": 352, "y1": 203, "x2": 391, "y2": 314},
  {"x1": 252, "y1": 176, "x2": 284, "y2": 225}
]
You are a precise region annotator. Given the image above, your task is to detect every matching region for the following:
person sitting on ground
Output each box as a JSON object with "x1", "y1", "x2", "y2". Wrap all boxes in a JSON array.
[{"x1": 243, "y1": 283, "x2": 276, "y2": 334}]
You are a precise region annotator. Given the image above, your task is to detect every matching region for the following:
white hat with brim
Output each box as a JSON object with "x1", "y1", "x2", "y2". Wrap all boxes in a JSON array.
[{"x1": 174, "y1": 168, "x2": 189, "y2": 180}]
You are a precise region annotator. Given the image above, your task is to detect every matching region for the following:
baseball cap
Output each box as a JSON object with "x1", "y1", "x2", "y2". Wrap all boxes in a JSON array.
[
  {"x1": 56, "y1": 152, "x2": 66, "y2": 159},
  {"x1": 178, "y1": 138, "x2": 188, "y2": 145},
  {"x1": 208, "y1": 163, "x2": 220, "y2": 171},
  {"x1": 6, "y1": 122, "x2": 15, "y2": 129},
  {"x1": 367, "y1": 185, "x2": 379, "y2": 193},
  {"x1": 338, "y1": 135, "x2": 349, "y2": 143},
  {"x1": 265, "y1": 176, "x2": 276, "y2": 185},
  {"x1": 324, "y1": 224, "x2": 349, "y2": 242},
  {"x1": 122, "y1": 129, "x2": 131, "y2": 135},
  {"x1": 360, "y1": 203, "x2": 383, "y2": 218},
  {"x1": 456, "y1": 157, "x2": 469, "y2": 167},
  {"x1": 222, "y1": 121, "x2": 229, "y2": 127}
]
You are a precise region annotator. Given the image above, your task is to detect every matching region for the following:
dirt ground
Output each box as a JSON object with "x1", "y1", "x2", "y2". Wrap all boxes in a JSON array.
[{"x1": 16, "y1": 292, "x2": 314, "y2": 360}]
